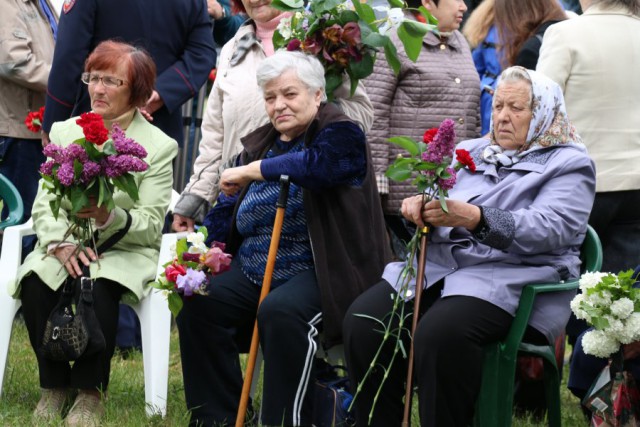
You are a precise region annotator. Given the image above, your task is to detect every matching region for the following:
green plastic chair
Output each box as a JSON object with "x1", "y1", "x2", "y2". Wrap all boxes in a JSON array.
[
  {"x1": 474, "y1": 225, "x2": 603, "y2": 427},
  {"x1": 0, "y1": 174, "x2": 23, "y2": 230}
]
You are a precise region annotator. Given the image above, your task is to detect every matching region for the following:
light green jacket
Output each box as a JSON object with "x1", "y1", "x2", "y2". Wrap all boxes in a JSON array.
[{"x1": 11, "y1": 111, "x2": 178, "y2": 302}]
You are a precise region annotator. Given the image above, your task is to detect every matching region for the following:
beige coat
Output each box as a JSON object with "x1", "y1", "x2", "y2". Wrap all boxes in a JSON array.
[
  {"x1": 0, "y1": 0, "x2": 56, "y2": 139},
  {"x1": 537, "y1": 4, "x2": 640, "y2": 193},
  {"x1": 12, "y1": 111, "x2": 178, "y2": 302},
  {"x1": 174, "y1": 21, "x2": 375, "y2": 222}
]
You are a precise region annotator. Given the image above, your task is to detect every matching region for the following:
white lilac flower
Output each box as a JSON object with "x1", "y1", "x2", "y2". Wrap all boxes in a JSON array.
[
  {"x1": 578, "y1": 271, "x2": 608, "y2": 292},
  {"x1": 604, "y1": 316, "x2": 624, "y2": 337},
  {"x1": 610, "y1": 297, "x2": 635, "y2": 319},
  {"x1": 187, "y1": 231, "x2": 205, "y2": 246},
  {"x1": 582, "y1": 329, "x2": 620, "y2": 358},
  {"x1": 570, "y1": 294, "x2": 591, "y2": 321},
  {"x1": 169, "y1": 242, "x2": 177, "y2": 259},
  {"x1": 373, "y1": 7, "x2": 405, "y2": 36},
  {"x1": 277, "y1": 17, "x2": 293, "y2": 39}
]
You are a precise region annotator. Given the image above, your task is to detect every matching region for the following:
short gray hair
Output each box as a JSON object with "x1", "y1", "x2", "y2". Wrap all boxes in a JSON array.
[
  {"x1": 256, "y1": 50, "x2": 327, "y2": 102},
  {"x1": 495, "y1": 66, "x2": 533, "y2": 108}
]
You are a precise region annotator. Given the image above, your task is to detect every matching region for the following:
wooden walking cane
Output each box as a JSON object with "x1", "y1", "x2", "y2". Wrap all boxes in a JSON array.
[
  {"x1": 235, "y1": 175, "x2": 290, "y2": 427},
  {"x1": 402, "y1": 225, "x2": 429, "y2": 427}
]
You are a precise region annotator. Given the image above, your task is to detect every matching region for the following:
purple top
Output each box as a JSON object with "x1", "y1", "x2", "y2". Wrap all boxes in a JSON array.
[{"x1": 383, "y1": 137, "x2": 596, "y2": 341}]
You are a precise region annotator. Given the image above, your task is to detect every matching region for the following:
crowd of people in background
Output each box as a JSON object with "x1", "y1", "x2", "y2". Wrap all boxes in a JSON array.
[{"x1": 1, "y1": 0, "x2": 639, "y2": 426}]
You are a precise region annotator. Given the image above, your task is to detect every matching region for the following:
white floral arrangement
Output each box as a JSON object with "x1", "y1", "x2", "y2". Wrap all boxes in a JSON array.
[{"x1": 570, "y1": 270, "x2": 640, "y2": 358}]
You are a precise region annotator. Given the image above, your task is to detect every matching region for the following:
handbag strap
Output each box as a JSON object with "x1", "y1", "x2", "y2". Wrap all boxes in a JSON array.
[{"x1": 96, "y1": 210, "x2": 132, "y2": 254}]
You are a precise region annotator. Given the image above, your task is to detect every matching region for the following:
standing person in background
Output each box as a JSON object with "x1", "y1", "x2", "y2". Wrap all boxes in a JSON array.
[
  {"x1": 537, "y1": 0, "x2": 640, "y2": 350},
  {"x1": 494, "y1": 0, "x2": 567, "y2": 70},
  {"x1": 208, "y1": 0, "x2": 246, "y2": 47},
  {"x1": 463, "y1": 0, "x2": 501, "y2": 136},
  {"x1": 0, "y1": 0, "x2": 56, "y2": 224},
  {"x1": 365, "y1": 0, "x2": 480, "y2": 257},
  {"x1": 172, "y1": 0, "x2": 373, "y2": 233},
  {"x1": 41, "y1": 0, "x2": 216, "y2": 148}
]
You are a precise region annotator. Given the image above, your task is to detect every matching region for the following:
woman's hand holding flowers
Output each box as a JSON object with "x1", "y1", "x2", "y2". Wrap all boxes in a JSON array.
[
  {"x1": 400, "y1": 195, "x2": 481, "y2": 230},
  {"x1": 75, "y1": 196, "x2": 112, "y2": 226},
  {"x1": 54, "y1": 244, "x2": 98, "y2": 278}
]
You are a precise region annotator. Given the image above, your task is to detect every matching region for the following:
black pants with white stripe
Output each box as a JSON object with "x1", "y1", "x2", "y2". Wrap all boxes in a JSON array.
[{"x1": 177, "y1": 263, "x2": 322, "y2": 426}]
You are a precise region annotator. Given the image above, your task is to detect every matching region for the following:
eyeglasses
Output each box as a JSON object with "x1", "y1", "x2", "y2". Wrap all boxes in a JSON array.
[{"x1": 81, "y1": 72, "x2": 127, "y2": 88}]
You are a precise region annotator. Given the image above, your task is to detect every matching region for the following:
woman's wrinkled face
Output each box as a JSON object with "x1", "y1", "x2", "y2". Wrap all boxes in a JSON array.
[
  {"x1": 423, "y1": 0, "x2": 467, "y2": 33},
  {"x1": 87, "y1": 63, "x2": 133, "y2": 121},
  {"x1": 241, "y1": 0, "x2": 281, "y2": 23},
  {"x1": 263, "y1": 69, "x2": 322, "y2": 141},
  {"x1": 492, "y1": 80, "x2": 533, "y2": 150}
]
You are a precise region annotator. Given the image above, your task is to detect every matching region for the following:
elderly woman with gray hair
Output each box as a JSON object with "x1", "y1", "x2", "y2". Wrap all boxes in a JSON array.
[
  {"x1": 343, "y1": 66, "x2": 596, "y2": 426},
  {"x1": 176, "y1": 50, "x2": 391, "y2": 427}
]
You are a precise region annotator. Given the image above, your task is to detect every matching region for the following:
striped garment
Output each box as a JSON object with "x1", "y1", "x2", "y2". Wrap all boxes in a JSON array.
[{"x1": 236, "y1": 137, "x2": 314, "y2": 287}]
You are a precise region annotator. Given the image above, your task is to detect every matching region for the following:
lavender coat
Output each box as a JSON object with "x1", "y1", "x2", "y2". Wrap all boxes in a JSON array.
[{"x1": 383, "y1": 137, "x2": 596, "y2": 341}]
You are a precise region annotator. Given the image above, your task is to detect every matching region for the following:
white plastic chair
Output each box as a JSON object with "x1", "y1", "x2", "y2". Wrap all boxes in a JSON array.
[{"x1": 0, "y1": 191, "x2": 181, "y2": 417}]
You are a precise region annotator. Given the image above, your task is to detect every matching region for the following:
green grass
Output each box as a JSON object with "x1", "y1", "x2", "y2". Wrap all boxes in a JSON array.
[{"x1": 0, "y1": 318, "x2": 587, "y2": 426}]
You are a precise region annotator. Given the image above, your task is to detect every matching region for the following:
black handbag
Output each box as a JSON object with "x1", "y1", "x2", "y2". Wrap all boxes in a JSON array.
[{"x1": 39, "y1": 212, "x2": 132, "y2": 361}]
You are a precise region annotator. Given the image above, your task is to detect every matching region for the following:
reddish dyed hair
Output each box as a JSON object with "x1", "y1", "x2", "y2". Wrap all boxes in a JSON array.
[{"x1": 84, "y1": 40, "x2": 156, "y2": 108}]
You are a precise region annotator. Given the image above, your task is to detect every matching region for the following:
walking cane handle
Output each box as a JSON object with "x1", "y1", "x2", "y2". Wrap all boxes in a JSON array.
[{"x1": 277, "y1": 175, "x2": 290, "y2": 208}]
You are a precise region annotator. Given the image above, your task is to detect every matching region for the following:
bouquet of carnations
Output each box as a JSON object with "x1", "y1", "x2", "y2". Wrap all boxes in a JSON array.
[
  {"x1": 571, "y1": 270, "x2": 640, "y2": 358},
  {"x1": 272, "y1": 0, "x2": 436, "y2": 100},
  {"x1": 36, "y1": 111, "x2": 149, "y2": 258},
  {"x1": 152, "y1": 228, "x2": 232, "y2": 316}
]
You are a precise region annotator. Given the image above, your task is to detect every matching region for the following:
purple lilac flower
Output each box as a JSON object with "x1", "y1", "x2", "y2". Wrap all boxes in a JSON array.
[
  {"x1": 175, "y1": 268, "x2": 207, "y2": 297},
  {"x1": 64, "y1": 143, "x2": 88, "y2": 163},
  {"x1": 421, "y1": 119, "x2": 456, "y2": 164},
  {"x1": 102, "y1": 155, "x2": 149, "y2": 178},
  {"x1": 81, "y1": 161, "x2": 101, "y2": 184},
  {"x1": 43, "y1": 144, "x2": 65, "y2": 163},
  {"x1": 111, "y1": 124, "x2": 148, "y2": 158},
  {"x1": 40, "y1": 160, "x2": 56, "y2": 177},
  {"x1": 56, "y1": 162, "x2": 76, "y2": 186},
  {"x1": 437, "y1": 167, "x2": 457, "y2": 191}
]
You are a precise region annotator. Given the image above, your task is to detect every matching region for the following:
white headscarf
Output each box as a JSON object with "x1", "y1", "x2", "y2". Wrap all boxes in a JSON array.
[{"x1": 483, "y1": 67, "x2": 582, "y2": 166}]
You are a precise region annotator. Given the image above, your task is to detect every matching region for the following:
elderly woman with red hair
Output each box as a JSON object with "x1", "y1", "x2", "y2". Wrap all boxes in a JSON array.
[{"x1": 12, "y1": 40, "x2": 177, "y2": 426}]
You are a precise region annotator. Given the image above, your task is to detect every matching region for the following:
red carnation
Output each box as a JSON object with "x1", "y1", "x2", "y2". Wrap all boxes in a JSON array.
[
  {"x1": 165, "y1": 262, "x2": 187, "y2": 283},
  {"x1": 25, "y1": 106, "x2": 45, "y2": 133},
  {"x1": 455, "y1": 149, "x2": 476, "y2": 172},
  {"x1": 76, "y1": 112, "x2": 109, "y2": 145},
  {"x1": 423, "y1": 128, "x2": 438, "y2": 143}
]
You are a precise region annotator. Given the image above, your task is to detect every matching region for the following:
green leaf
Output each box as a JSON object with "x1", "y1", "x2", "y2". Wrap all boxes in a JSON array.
[
  {"x1": 349, "y1": 52, "x2": 374, "y2": 80},
  {"x1": 438, "y1": 188, "x2": 448, "y2": 213},
  {"x1": 418, "y1": 5, "x2": 439, "y2": 26},
  {"x1": 388, "y1": 0, "x2": 404, "y2": 8},
  {"x1": 338, "y1": 10, "x2": 359, "y2": 25},
  {"x1": 113, "y1": 174, "x2": 140, "y2": 201},
  {"x1": 388, "y1": 136, "x2": 420, "y2": 157},
  {"x1": 98, "y1": 177, "x2": 107, "y2": 207},
  {"x1": 352, "y1": 1, "x2": 376, "y2": 25},
  {"x1": 198, "y1": 227, "x2": 208, "y2": 240},
  {"x1": 101, "y1": 140, "x2": 117, "y2": 156},
  {"x1": 270, "y1": 0, "x2": 304, "y2": 12},
  {"x1": 49, "y1": 199, "x2": 61, "y2": 220},
  {"x1": 168, "y1": 293, "x2": 184, "y2": 318},
  {"x1": 362, "y1": 31, "x2": 389, "y2": 48},
  {"x1": 385, "y1": 164, "x2": 412, "y2": 182},
  {"x1": 272, "y1": 29, "x2": 287, "y2": 50},
  {"x1": 383, "y1": 40, "x2": 401, "y2": 75},
  {"x1": 397, "y1": 21, "x2": 429, "y2": 62},
  {"x1": 325, "y1": 72, "x2": 343, "y2": 102},
  {"x1": 175, "y1": 238, "x2": 188, "y2": 258},
  {"x1": 69, "y1": 186, "x2": 89, "y2": 215}
]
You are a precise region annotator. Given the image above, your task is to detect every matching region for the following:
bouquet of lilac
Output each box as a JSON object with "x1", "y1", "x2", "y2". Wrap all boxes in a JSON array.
[{"x1": 39, "y1": 112, "x2": 148, "y2": 258}]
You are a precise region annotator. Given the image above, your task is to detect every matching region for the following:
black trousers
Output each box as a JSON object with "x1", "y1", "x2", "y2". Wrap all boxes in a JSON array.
[
  {"x1": 588, "y1": 189, "x2": 640, "y2": 274},
  {"x1": 20, "y1": 273, "x2": 125, "y2": 391},
  {"x1": 343, "y1": 280, "x2": 513, "y2": 427},
  {"x1": 176, "y1": 264, "x2": 323, "y2": 427}
]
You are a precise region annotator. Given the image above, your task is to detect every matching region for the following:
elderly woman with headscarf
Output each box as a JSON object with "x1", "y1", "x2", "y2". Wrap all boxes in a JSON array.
[
  {"x1": 343, "y1": 66, "x2": 596, "y2": 427},
  {"x1": 176, "y1": 50, "x2": 390, "y2": 427}
]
